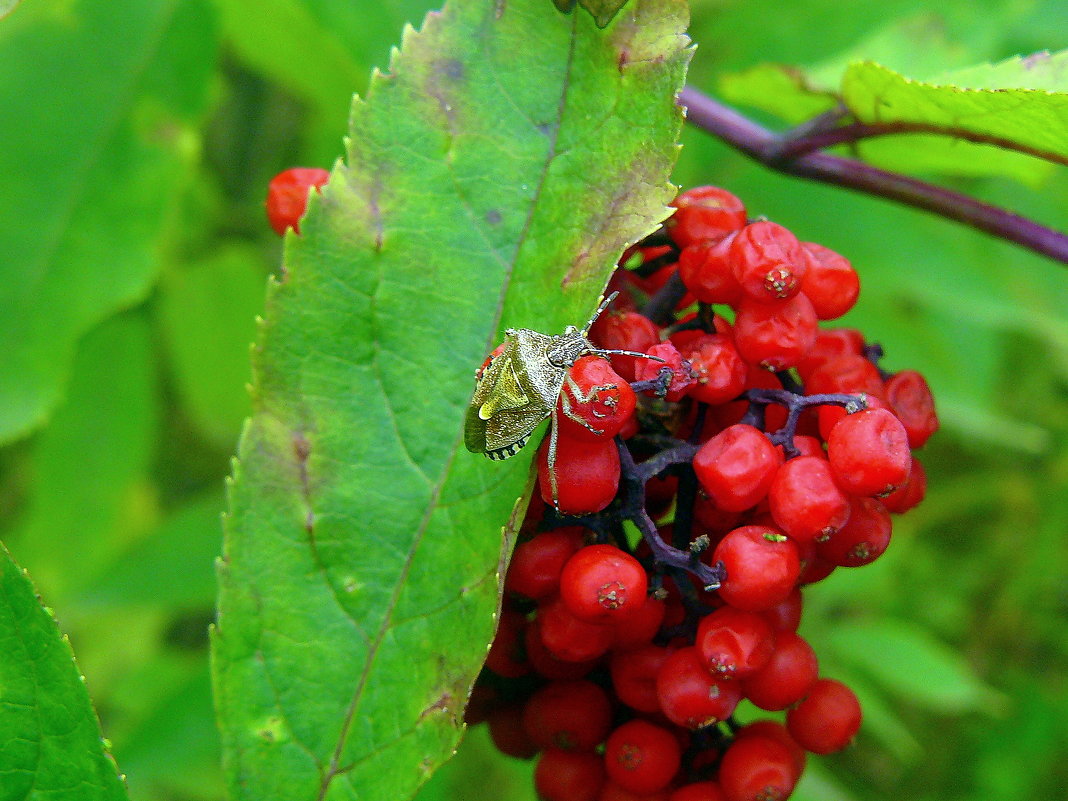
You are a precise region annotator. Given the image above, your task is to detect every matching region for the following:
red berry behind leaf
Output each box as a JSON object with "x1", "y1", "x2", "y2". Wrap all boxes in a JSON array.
[{"x1": 266, "y1": 167, "x2": 329, "y2": 235}]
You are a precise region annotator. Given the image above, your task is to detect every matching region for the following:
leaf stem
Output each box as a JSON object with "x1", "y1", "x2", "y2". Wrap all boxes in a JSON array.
[{"x1": 678, "y1": 86, "x2": 1068, "y2": 266}]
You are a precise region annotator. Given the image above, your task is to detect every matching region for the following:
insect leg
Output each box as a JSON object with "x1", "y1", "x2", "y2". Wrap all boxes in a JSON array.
[
  {"x1": 548, "y1": 405, "x2": 561, "y2": 509},
  {"x1": 559, "y1": 374, "x2": 609, "y2": 434}
]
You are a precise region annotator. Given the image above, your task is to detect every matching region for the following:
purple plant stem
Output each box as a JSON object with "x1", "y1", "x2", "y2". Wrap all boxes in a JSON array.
[{"x1": 678, "y1": 86, "x2": 1068, "y2": 266}]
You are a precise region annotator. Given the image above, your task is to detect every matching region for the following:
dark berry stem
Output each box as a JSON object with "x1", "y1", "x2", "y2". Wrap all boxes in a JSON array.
[{"x1": 678, "y1": 85, "x2": 1068, "y2": 266}]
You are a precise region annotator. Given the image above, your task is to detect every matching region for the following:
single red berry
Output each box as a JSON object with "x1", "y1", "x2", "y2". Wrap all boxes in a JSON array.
[
  {"x1": 741, "y1": 631, "x2": 819, "y2": 711},
  {"x1": 611, "y1": 644, "x2": 675, "y2": 713},
  {"x1": 693, "y1": 424, "x2": 783, "y2": 512},
  {"x1": 488, "y1": 704, "x2": 539, "y2": 760},
  {"x1": 786, "y1": 678, "x2": 862, "y2": 754},
  {"x1": 733, "y1": 293, "x2": 818, "y2": 371},
  {"x1": 682, "y1": 334, "x2": 748, "y2": 406},
  {"x1": 604, "y1": 720, "x2": 682, "y2": 794},
  {"x1": 265, "y1": 167, "x2": 329, "y2": 235},
  {"x1": 730, "y1": 221, "x2": 807, "y2": 302},
  {"x1": 484, "y1": 607, "x2": 530, "y2": 678},
  {"x1": 560, "y1": 544, "x2": 648, "y2": 623},
  {"x1": 733, "y1": 721, "x2": 806, "y2": 779},
  {"x1": 799, "y1": 242, "x2": 860, "y2": 320},
  {"x1": 815, "y1": 496, "x2": 892, "y2": 567},
  {"x1": 669, "y1": 782, "x2": 728, "y2": 801},
  {"x1": 521, "y1": 679, "x2": 613, "y2": 752},
  {"x1": 634, "y1": 343, "x2": 695, "y2": 402},
  {"x1": 557, "y1": 356, "x2": 637, "y2": 442},
  {"x1": 535, "y1": 748, "x2": 606, "y2": 801},
  {"x1": 827, "y1": 408, "x2": 912, "y2": 497},
  {"x1": 677, "y1": 235, "x2": 743, "y2": 305},
  {"x1": 600, "y1": 781, "x2": 674, "y2": 801},
  {"x1": 718, "y1": 735, "x2": 799, "y2": 801},
  {"x1": 816, "y1": 392, "x2": 887, "y2": 442},
  {"x1": 712, "y1": 525, "x2": 801, "y2": 611},
  {"x1": 667, "y1": 185, "x2": 748, "y2": 248},
  {"x1": 611, "y1": 594, "x2": 667, "y2": 651},
  {"x1": 768, "y1": 456, "x2": 852, "y2": 544},
  {"x1": 537, "y1": 435, "x2": 620, "y2": 514},
  {"x1": 656, "y1": 646, "x2": 742, "y2": 729},
  {"x1": 537, "y1": 595, "x2": 614, "y2": 663},
  {"x1": 589, "y1": 310, "x2": 662, "y2": 382},
  {"x1": 525, "y1": 619, "x2": 601, "y2": 679},
  {"x1": 695, "y1": 606, "x2": 775, "y2": 678},
  {"x1": 506, "y1": 528, "x2": 586, "y2": 601},
  {"x1": 804, "y1": 354, "x2": 885, "y2": 399},
  {"x1": 884, "y1": 369, "x2": 939, "y2": 448},
  {"x1": 762, "y1": 588, "x2": 803, "y2": 633},
  {"x1": 796, "y1": 328, "x2": 866, "y2": 381},
  {"x1": 881, "y1": 455, "x2": 927, "y2": 513}
]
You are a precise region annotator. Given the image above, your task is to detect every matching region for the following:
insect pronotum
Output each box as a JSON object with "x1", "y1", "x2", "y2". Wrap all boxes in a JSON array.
[{"x1": 464, "y1": 292, "x2": 664, "y2": 507}]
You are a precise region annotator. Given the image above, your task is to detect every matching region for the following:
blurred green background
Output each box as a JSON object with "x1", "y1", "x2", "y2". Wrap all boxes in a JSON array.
[{"x1": 1, "y1": 0, "x2": 1066, "y2": 799}]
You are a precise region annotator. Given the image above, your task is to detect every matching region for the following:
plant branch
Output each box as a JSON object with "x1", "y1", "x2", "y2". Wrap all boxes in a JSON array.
[
  {"x1": 772, "y1": 119, "x2": 1068, "y2": 167},
  {"x1": 678, "y1": 86, "x2": 1068, "y2": 266}
]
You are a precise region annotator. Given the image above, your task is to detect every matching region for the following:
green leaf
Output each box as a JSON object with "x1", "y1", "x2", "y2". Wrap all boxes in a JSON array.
[
  {"x1": 552, "y1": 0, "x2": 632, "y2": 28},
  {"x1": 0, "y1": 0, "x2": 216, "y2": 444},
  {"x1": 211, "y1": 0, "x2": 690, "y2": 799},
  {"x1": 0, "y1": 543, "x2": 129, "y2": 801},
  {"x1": 718, "y1": 19, "x2": 1068, "y2": 183},
  {"x1": 0, "y1": 0, "x2": 20, "y2": 20},
  {"x1": 825, "y1": 618, "x2": 1005, "y2": 713},
  {"x1": 5, "y1": 313, "x2": 160, "y2": 601},
  {"x1": 157, "y1": 246, "x2": 265, "y2": 449}
]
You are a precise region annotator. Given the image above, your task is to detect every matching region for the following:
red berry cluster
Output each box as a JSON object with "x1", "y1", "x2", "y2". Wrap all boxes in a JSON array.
[{"x1": 466, "y1": 186, "x2": 938, "y2": 801}]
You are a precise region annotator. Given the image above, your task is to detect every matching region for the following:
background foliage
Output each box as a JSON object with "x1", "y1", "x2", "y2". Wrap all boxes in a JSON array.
[{"x1": 1, "y1": 0, "x2": 1066, "y2": 800}]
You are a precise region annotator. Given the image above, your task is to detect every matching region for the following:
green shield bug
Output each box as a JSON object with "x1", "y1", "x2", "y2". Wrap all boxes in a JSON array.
[{"x1": 464, "y1": 293, "x2": 663, "y2": 507}]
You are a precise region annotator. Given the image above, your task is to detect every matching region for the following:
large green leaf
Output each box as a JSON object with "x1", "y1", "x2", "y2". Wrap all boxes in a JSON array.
[
  {"x1": 0, "y1": 543, "x2": 129, "y2": 801},
  {"x1": 0, "y1": 0, "x2": 216, "y2": 444},
  {"x1": 211, "y1": 0, "x2": 690, "y2": 798}
]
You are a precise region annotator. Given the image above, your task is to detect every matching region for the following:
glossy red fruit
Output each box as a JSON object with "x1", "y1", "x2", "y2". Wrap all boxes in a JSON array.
[
  {"x1": 522, "y1": 679, "x2": 613, "y2": 752},
  {"x1": 506, "y1": 528, "x2": 586, "y2": 601},
  {"x1": 733, "y1": 720, "x2": 806, "y2": 780},
  {"x1": 667, "y1": 185, "x2": 748, "y2": 248},
  {"x1": 611, "y1": 595, "x2": 667, "y2": 651},
  {"x1": 718, "y1": 735, "x2": 798, "y2": 801},
  {"x1": 557, "y1": 356, "x2": 637, "y2": 442},
  {"x1": 669, "y1": 782, "x2": 728, "y2": 801},
  {"x1": 488, "y1": 704, "x2": 539, "y2": 759},
  {"x1": 804, "y1": 355, "x2": 885, "y2": 399},
  {"x1": 730, "y1": 221, "x2": 807, "y2": 302},
  {"x1": 537, "y1": 596, "x2": 614, "y2": 663},
  {"x1": 611, "y1": 644, "x2": 675, "y2": 713},
  {"x1": 634, "y1": 343, "x2": 695, "y2": 402},
  {"x1": 525, "y1": 619, "x2": 601, "y2": 680},
  {"x1": 768, "y1": 456, "x2": 851, "y2": 543},
  {"x1": 599, "y1": 781, "x2": 673, "y2": 801},
  {"x1": 589, "y1": 310, "x2": 662, "y2": 382},
  {"x1": 535, "y1": 748, "x2": 606, "y2": 801},
  {"x1": 881, "y1": 456, "x2": 927, "y2": 513},
  {"x1": 682, "y1": 334, "x2": 748, "y2": 406},
  {"x1": 741, "y1": 631, "x2": 819, "y2": 711},
  {"x1": 799, "y1": 242, "x2": 860, "y2": 320},
  {"x1": 712, "y1": 525, "x2": 801, "y2": 611},
  {"x1": 537, "y1": 435, "x2": 620, "y2": 514},
  {"x1": 484, "y1": 607, "x2": 530, "y2": 678},
  {"x1": 693, "y1": 425, "x2": 783, "y2": 513},
  {"x1": 762, "y1": 588, "x2": 803, "y2": 633},
  {"x1": 884, "y1": 369, "x2": 939, "y2": 448},
  {"x1": 796, "y1": 328, "x2": 865, "y2": 380},
  {"x1": 656, "y1": 646, "x2": 742, "y2": 729},
  {"x1": 266, "y1": 167, "x2": 329, "y2": 235},
  {"x1": 560, "y1": 545, "x2": 648, "y2": 623},
  {"x1": 677, "y1": 234, "x2": 743, "y2": 305},
  {"x1": 733, "y1": 293, "x2": 818, "y2": 371},
  {"x1": 604, "y1": 720, "x2": 682, "y2": 794},
  {"x1": 827, "y1": 408, "x2": 912, "y2": 497},
  {"x1": 695, "y1": 606, "x2": 775, "y2": 678},
  {"x1": 815, "y1": 496, "x2": 892, "y2": 567},
  {"x1": 787, "y1": 678, "x2": 862, "y2": 754}
]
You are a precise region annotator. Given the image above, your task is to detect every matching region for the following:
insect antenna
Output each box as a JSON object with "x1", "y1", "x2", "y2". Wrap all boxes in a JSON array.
[
  {"x1": 594, "y1": 347, "x2": 667, "y2": 362},
  {"x1": 580, "y1": 291, "x2": 620, "y2": 336}
]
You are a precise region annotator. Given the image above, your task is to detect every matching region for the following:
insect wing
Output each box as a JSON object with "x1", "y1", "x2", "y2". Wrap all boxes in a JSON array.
[{"x1": 464, "y1": 330, "x2": 562, "y2": 458}]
